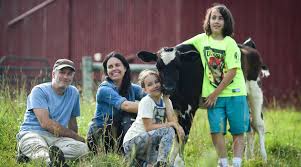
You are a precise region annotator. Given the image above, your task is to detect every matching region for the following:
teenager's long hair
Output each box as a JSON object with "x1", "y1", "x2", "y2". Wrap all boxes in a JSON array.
[
  {"x1": 102, "y1": 52, "x2": 131, "y2": 97},
  {"x1": 203, "y1": 3, "x2": 235, "y2": 37}
]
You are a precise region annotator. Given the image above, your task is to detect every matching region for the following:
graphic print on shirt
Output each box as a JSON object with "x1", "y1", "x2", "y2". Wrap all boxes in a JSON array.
[
  {"x1": 204, "y1": 46, "x2": 226, "y2": 88},
  {"x1": 153, "y1": 106, "x2": 166, "y2": 124}
]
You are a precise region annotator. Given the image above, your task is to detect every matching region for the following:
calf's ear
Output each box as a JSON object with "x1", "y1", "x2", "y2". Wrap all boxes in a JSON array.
[
  {"x1": 243, "y1": 37, "x2": 256, "y2": 49},
  {"x1": 137, "y1": 51, "x2": 158, "y2": 62}
]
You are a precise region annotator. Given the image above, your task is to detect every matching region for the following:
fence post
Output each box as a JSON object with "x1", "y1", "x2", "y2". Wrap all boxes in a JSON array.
[{"x1": 82, "y1": 56, "x2": 93, "y2": 101}]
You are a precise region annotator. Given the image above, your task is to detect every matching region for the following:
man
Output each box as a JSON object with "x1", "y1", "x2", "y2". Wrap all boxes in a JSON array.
[{"x1": 16, "y1": 59, "x2": 89, "y2": 167}]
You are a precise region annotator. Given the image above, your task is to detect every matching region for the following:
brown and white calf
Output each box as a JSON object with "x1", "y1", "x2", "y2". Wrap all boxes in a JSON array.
[{"x1": 240, "y1": 39, "x2": 269, "y2": 162}]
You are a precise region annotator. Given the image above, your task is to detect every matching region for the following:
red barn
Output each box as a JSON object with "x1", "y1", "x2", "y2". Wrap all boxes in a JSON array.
[{"x1": 1, "y1": 0, "x2": 300, "y2": 107}]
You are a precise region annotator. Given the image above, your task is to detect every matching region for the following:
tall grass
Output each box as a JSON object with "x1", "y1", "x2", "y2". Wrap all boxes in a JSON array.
[
  {"x1": 0, "y1": 78, "x2": 28, "y2": 166},
  {"x1": 0, "y1": 79, "x2": 300, "y2": 166},
  {"x1": 185, "y1": 108, "x2": 301, "y2": 167},
  {"x1": 0, "y1": 79, "x2": 125, "y2": 167}
]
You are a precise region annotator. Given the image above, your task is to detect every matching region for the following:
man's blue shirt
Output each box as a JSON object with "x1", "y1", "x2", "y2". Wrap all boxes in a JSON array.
[{"x1": 18, "y1": 82, "x2": 80, "y2": 138}]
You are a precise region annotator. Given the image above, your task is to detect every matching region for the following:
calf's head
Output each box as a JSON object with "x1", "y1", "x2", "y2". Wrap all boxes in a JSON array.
[{"x1": 138, "y1": 47, "x2": 181, "y2": 95}]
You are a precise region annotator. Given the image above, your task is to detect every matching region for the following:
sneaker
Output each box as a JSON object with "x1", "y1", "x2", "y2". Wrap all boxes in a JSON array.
[
  {"x1": 154, "y1": 161, "x2": 167, "y2": 167},
  {"x1": 16, "y1": 153, "x2": 30, "y2": 163},
  {"x1": 217, "y1": 162, "x2": 228, "y2": 167},
  {"x1": 87, "y1": 135, "x2": 98, "y2": 155},
  {"x1": 217, "y1": 159, "x2": 228, "y2": 167},
  {"x1": 48, "y1": 145, "x2": 68, "y2": 167}
]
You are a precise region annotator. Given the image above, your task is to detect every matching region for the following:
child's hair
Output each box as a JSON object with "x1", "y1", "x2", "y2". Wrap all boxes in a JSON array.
[
  {"x1": 138, "y1": 69, "x2": 160, "y2": 88},
  {"x1": 203, "y1": 3, "x2": 235, "y2": 37}
]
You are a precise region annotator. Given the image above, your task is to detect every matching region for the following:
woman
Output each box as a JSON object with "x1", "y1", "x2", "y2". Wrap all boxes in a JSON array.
[{"x1": 87, "y1": 52, "x2": 145, "y2": 154}]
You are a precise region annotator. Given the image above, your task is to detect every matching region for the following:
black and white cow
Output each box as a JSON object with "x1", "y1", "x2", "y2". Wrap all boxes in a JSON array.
[{"x1": 137, "y1": 38, "x2": 269, "y2": 162}]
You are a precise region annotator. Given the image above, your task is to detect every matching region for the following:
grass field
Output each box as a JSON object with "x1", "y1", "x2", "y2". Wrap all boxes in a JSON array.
[
  {"x1": 0, "y1": 83, "x2": 300, "y2": 167},
  {"x1": 185, "y1": 108, "x2": 301, "y2": 167}
]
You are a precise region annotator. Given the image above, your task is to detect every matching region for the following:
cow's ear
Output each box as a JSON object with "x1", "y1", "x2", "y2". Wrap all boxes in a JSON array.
[{"x1": 137, "y1": 51, "x2": 158, "y2": 62}]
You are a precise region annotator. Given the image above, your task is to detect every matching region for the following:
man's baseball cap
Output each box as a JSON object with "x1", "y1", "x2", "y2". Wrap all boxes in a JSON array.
[{"x1": 53, "y1": 59, "x2": 75, "y2": 71}]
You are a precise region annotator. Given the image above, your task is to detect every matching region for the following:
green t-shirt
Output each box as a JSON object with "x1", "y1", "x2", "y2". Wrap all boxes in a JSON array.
[{"x1": 183, "y1": 33, "x2": 246, "y2": 97}]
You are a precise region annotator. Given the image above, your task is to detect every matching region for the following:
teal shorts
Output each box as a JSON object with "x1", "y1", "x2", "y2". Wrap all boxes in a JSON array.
[{"x1": 207, "y1": 96, "x2": 250, "y2": 135}]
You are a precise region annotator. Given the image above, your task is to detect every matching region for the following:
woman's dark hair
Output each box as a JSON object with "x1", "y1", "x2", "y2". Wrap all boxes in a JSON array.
[
  {"x1": 102, "y1": 51, "x2": 131, "y2": 97},
  {"x1": 203, "y1": 3, "x2": 235, "y2": 37}
]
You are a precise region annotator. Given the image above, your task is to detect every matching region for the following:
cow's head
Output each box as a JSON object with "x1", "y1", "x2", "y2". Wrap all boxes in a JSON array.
[{"x1": 138, "y1": 47, "x2": 181, "y2": 95}]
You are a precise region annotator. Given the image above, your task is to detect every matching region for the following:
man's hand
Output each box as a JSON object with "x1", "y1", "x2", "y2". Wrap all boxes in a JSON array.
[
  {"x1": 34, "y1": 108, "x2": 85, "y2": 141},
  {"x1": 75, "y1": 135, "x2": 85, "y2": 143}
]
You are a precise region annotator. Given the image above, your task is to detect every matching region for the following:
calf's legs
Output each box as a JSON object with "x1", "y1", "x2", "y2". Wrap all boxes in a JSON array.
[{"x1": 246, "y1": 80, "x2": 267, "y2": 162}]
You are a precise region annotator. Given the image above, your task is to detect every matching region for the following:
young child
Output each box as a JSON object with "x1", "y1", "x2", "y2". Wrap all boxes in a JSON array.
[
  {"x1": 123, "y1": 70, "x2": 184, "y2": 167},
  {"x1": 182, "y1": 4, "x2": 250, "y2": 167}
]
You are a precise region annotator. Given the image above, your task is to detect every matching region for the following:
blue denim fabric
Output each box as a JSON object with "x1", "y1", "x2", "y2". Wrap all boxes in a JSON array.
[{"x1": 123, "y1": 127, "x2": 175, "y2": 165}]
